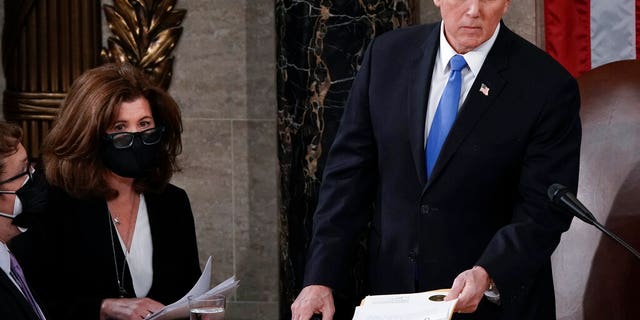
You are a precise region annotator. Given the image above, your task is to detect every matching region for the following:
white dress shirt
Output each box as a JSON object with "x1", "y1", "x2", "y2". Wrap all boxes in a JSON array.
[
  {"x1": 424, "y1": 22, "x2": 501, "y2": 145},
  {"x1": 115, "y1": 194, "x2": 153, "y2": 297}
]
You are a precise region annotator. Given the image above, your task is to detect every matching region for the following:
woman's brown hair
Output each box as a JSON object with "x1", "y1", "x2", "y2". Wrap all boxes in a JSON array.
[
  {"x1": 43, "y1": 63, "x2": 183, "y2": 199},
  {"x1": 0, "y1": 122, "x2": 23, "y2": 175}
]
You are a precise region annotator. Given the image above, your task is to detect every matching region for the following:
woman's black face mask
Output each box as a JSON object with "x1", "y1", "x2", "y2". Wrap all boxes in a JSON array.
[{"x1": 101, "y1": 126, "x2": 164, "y2": 179}]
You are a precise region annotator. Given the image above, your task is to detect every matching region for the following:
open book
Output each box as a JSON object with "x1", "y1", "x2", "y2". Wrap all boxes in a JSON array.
[
  {"x1": 147, "y1": 256, "x2": 239, "y2": 320},
  {"x1": 352, "y1": 289, "x2": 458, "y2": 320}
]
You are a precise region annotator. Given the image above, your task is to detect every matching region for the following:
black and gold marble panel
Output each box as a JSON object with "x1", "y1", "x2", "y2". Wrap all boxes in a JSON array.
[{"x1": 276, "y1": 1, "x2": 418, "y2": 318}]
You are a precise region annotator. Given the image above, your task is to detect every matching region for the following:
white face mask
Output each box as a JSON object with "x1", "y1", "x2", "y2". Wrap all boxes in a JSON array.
[
  {"x1": 0, "y1": 196, "x2": 23, "y2": 218},
  {"x1": 0, "y1": 175, "x2": 28, "y2": 232}
]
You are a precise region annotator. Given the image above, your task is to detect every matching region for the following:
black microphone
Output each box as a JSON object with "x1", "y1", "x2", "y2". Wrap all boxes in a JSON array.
[
  {"x1": 548, "y1": 183, "x2": 640, "y2": 261},
  {"x1": 547, "y1": 183, "x2": 598, "y2": 226}
]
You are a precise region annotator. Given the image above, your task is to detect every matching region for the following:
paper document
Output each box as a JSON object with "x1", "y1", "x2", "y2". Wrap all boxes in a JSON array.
[
  {"x1": 147, "y1": 256, "x2": 239, "y2": 320},
  {"x1": 352, "y1": 289, "x2": 458, "y2": 320}
]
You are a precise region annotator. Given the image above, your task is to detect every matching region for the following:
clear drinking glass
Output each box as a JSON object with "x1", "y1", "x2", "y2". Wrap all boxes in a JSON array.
[{"x1": 188, "y1": 294, "x2": 225, "y2": 320}]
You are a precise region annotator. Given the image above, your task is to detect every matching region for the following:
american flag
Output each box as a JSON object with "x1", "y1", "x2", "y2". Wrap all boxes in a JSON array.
[
  {"x1": 479, "y1": 83, "x2": 490, "y2": 96},
  {"x1": 544, "y1": 0, "x2": 640, "y2": 77}
]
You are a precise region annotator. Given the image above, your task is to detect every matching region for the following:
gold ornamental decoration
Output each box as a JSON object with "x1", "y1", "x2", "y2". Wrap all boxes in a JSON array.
[
  {"x1": 2, "y1": 0, "x2": 102, "y2": 158},
  {"x1": 101, "y1": 0, "x2": 186, "y2": 89}
]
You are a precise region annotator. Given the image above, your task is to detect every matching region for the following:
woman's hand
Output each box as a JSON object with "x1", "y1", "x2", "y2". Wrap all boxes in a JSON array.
[{"x1": 100, "y1": 297, "x2": 164, "y2": 320}]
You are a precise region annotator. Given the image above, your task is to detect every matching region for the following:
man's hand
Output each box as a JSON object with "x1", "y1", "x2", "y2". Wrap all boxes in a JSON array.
[
  {"x1": 444, "y1": 265, "x2": 491, "y2": 313},
  {"x1": 291, "y1": 285, "x2": 335, "y2": 320}
]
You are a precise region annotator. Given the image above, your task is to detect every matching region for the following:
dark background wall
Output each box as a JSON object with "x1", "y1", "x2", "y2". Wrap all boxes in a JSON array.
[{"x1": 276, "y1": 2, "x2": 418, "y2": 318}]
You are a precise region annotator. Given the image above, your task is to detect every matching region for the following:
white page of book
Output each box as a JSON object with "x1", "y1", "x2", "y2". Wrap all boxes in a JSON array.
[
  {"x1": 353, "y1": 290, "x2": 457, "y2": 320},
  {"x1": 146, "y1": 257, "x2": 239, "y2": 320}
]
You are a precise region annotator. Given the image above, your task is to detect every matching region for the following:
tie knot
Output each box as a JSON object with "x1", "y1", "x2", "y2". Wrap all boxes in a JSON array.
[{"x1": 449, "y1": 55, "x2": 467, "y2": 72}]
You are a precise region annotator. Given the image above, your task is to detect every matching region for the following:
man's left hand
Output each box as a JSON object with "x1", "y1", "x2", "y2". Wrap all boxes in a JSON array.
[{"x1": 444, "y1": 265, "x2": 490, "y2": 313}]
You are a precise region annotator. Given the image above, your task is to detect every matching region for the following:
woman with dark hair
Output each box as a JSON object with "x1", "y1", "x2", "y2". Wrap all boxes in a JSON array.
[{"x1": 11, "y1": 63, "x2": 201, "y2": 320}]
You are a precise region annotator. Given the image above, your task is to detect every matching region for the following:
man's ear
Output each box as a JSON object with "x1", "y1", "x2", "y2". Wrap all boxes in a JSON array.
[
  {"x1": 503, "y1": 0, "x2": 511, "y2": 15},
  {"x1": 433, "y1": 0, "x2": 442, "y2": 8}
]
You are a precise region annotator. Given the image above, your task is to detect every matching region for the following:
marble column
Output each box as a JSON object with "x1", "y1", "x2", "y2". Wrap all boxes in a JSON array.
[{"x1": 276, "y1": 1, "x2": 418, "y2": 318}]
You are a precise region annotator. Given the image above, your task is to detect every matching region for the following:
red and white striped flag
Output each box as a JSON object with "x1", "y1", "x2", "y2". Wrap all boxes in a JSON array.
[{"x1": 545, "y1": 0, "x2": 640, "y2": 77}]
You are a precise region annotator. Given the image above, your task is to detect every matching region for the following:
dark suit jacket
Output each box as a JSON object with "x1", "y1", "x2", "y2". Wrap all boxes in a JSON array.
[
  {"x1": 0, "y1": 268, "x2": 42, "y2": 320},
  {"x1": 10, "y1": 184, "x2": 201, "y2": 320},
  {"x1": 303, "y1": 22, "x2": 581, "y2": 319}
]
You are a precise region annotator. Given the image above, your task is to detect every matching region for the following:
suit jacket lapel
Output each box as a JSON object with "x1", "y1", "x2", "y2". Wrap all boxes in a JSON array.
[
  {"x1": 0, "y1": 269, "x2": 40, "y2": 320},
  {"x1": 408, "y1": 24, "x2": 440, "y2": 187},
  {"x1": 89, "y1": 199, "x2": 136, "y2": 298},
  {"x1": 425, "y1": 23, "x2": 511, "y2": 189}
]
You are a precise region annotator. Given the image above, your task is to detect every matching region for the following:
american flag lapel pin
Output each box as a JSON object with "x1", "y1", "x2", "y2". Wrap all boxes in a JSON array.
[{"x1": 479, "y1": 83, "x2": 490, "y2": 96}]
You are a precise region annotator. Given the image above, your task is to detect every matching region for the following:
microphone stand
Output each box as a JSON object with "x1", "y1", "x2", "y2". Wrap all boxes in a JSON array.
[
  {"x1": 585, "y1": 216, "x2": 640, "y2": 261},
  {"x1": 549, "y1": 183, "x2": 640, "y2": 261}
]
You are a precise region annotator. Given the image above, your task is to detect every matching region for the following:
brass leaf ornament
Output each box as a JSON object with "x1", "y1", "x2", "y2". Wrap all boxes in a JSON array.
[{"x1": 101, "y1": 0, "x2": 186, "y2": 89}]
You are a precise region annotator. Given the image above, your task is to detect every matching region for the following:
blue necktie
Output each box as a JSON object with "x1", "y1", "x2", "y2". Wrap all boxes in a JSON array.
[
  {"x1": 426, "y1": 54, "x2": 467, "y2": 178},
  {"x1": 10, "y1": 252, "x2": 46, "y2": 320}
]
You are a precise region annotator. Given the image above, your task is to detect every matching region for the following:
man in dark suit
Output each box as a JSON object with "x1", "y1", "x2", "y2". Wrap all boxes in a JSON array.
[
  {"x1": 291, "y1": 0, "x2": 580, "y2": 319},
  {"x1": 0, "y1": 122, "x2": 46, "y2": 320}
]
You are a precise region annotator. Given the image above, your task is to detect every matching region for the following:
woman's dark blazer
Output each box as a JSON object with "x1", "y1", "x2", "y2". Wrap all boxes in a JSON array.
[{"x1": 10, "y1": 184, "x2": 201, "y2": 320}]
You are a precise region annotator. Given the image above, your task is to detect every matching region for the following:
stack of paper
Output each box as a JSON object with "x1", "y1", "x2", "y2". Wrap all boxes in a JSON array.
[
  {"x1": 352, "y1": 289, "x2": 457, "y2": 320},
  {"x1": 147, "y1": 256, "x2": 239, "y2": 320}
]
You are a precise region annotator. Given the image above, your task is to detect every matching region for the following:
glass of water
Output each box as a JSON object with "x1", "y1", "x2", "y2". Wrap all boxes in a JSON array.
[{"x1": 188, "y1": 294, "x2": 225, "y2": 320}]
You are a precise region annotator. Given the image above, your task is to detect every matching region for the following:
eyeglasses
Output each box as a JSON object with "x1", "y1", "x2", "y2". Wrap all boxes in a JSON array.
[
  {"x1": 104, "y1": 126, "x2": 165, "y2": 149},
  {"x1": 0, "y1": 162, "x2": 34, "y2": 194}
]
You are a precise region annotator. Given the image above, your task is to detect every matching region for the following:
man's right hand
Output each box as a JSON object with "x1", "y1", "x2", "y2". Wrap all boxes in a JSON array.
[{"x1": 291, "y1": 285, "x2": 335, "y2": 320}]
